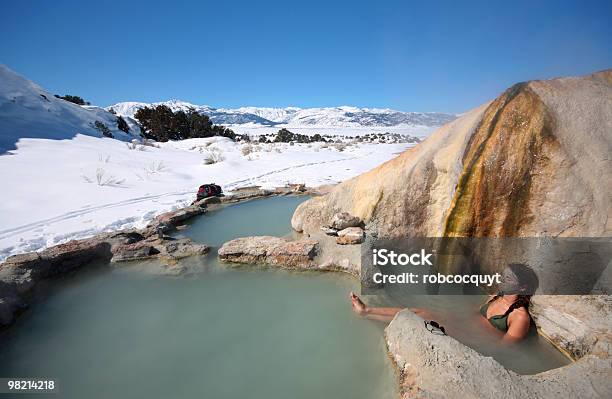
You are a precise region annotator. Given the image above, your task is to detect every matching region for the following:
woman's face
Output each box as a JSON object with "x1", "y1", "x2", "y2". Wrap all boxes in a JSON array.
[{"x1": 500, "y1": 268, "x2": 522, "y2": 294}]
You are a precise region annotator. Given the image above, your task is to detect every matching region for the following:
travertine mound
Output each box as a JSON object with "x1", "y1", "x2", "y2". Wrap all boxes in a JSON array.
[
  {"x1": 293, "y1": 70, "x2": 612, "y2": 396},
  {"x1": 386, "y1": 310, "x2": 611, "y2": 399},
  {"x1": 293, "y1": 70, "x2": 612, "y2": 238}
]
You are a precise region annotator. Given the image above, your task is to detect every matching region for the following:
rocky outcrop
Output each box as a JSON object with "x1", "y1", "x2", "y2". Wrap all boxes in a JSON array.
[
  {"x1": 292, "y1": 70, "x2": 612, "y2": 238},
  {"x1": 330, "y1": 212, "x2": 362, "y2": 230},
  {"x1": 336, "y1": 227, "x2": 365, "y2": 245},
  {"x1": 0, "y1": 236, "x2": 112, "y2": 325},
  {"x1": 1, "y1": 237, "x2": 112, "y2": 281},
  {"x1": 386, "y1": 310, "x2": 612, "y2": 399},
  {"x1": 218, "y1": 236, "x2": 318, "y2": 268}
]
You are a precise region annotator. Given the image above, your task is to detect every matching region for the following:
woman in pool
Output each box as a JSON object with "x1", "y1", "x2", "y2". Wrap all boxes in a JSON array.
[{"x1": 350, "y1": 263, "x2": 538, "y2": 342}]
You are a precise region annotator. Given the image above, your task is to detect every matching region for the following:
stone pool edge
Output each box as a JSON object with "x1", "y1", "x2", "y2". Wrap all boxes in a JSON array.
[{"x1": 0, "y1": 184, "x2": 322, "y2": 327}]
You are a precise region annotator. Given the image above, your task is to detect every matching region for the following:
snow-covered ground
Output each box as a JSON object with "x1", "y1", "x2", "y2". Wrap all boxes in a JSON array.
[
  {"x1": 0, "y1": 134, "x2": 415, "y2": 260},
  {"x1": 0, "y1": 64, "x2": 444, "y2": 261}
]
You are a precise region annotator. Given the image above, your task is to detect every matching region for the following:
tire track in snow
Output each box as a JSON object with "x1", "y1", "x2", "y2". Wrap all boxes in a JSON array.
[
  {"x1": 223, "y1": 155, "x2": 361, "y2": 190},
  {"x1": 0, "y1": 191, "x2": 194, "y2": 239}
]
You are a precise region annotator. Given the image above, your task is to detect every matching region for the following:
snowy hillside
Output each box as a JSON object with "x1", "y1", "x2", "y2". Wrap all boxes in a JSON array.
[
  {"x1": 109, "y1": 101, "x2": 456, "y2": 129},
  {"x1": 0, "y1": 65, "x2": 140, "y2": 153}
]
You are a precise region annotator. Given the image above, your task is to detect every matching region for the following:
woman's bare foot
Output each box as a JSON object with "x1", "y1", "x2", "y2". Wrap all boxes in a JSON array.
[{"x1": 350, "y1": 292, "x2": 367, "y2": 316}]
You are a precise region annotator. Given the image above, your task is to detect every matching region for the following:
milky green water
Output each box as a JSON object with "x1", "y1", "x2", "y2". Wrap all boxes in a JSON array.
[
  {"x1": 0, "y1": 195, "x2": 570, "y2": 399},
  {"x1": 0, "y1": 196, "x2": 397, "y2": 399}
]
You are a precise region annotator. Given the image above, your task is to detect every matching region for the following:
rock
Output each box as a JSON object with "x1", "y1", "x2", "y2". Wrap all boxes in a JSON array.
[
  {"x1": 157, "y1": 238, "x2": 209, "y2": 260},
  {"x1": 36, "y1": 238, "x2": 111, "y2": 277},
  {"x1": 111, "y1": 237, "x2": 208, "y2": 263},
  {"x1": 386, "y1": 309, "x2": 612, "y2": 399},
  {"x1": 222, "y1": 186, "x2": 273, "y2": 203},
  {"x1": 0, "y1": 296, "x2": 27, "y2": 326},
  {"x1": 194, "y1": 196, "x2": 221, "y2": 206},
  {"x1": 218, "y1": 236, "x2": 318, "y2": 268},
  {"x1": 111, "y1": 242, "x2": 160, "y2": 262},
  {"x1": 1, "y1": 252, "x2": 45, "y2": 270},
  {"x1": 292, "y1": 71, "x2": 612, "y2": 238},
  {"x1": 157, "y1": 204, "x2": 207, "y2": 226},
  {"x1": 320, "y1": 226, "x2": 339, "y2": 236},
  {"x1": 0, "y1": 264, "x2": 35, "y2": 294},
  {"x1": 0, "y1": 237, "x2": 112, "y2": 325},
  {"x1": 330, "y1": 212, "x2": 361, "y2": 230},
  {"x1": 290, "y1": 183, "x2": 306, "y2": 192},
  {"x1": 106, "y1": 230, "x2": 146, "y2": 245},
  {"x1": 530, "y1": 295, "x2": 612, "y2": 360},
  {"x1": 336, "y1": 227, "x2": 364, "y2": 245},
  {"x1": 274, "y1": 186, "x2": 294, "y2": 195}
]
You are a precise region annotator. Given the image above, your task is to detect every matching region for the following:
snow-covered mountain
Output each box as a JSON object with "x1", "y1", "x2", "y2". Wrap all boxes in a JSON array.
[
  {"x1": 0, "y1": 65, "x2": 140, "y2": 153},
  {"x1": 0, "y1": 63, "x2": 455, "y2": 154},
  {"x1": 109, "y1": 101, "x2": 456, "y2": 128}
]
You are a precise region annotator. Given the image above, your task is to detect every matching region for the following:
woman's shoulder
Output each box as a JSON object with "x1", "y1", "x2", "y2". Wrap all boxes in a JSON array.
[{"x1": 508, "y1": 306, "x2": 530, "y2": 323}]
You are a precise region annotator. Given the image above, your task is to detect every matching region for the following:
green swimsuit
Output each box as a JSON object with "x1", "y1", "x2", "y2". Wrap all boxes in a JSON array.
[{"x1": 479, "y1": 301, "x2": 511, "y2": 331}]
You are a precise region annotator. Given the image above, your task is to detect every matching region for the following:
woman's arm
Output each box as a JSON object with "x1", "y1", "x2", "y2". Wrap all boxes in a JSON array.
[
  {"x1": 350, "y1": 293, "x2": 433, "y2": 324},
  {"x1": 362, "y1": 307, "x2": 403, "y2": 323}
]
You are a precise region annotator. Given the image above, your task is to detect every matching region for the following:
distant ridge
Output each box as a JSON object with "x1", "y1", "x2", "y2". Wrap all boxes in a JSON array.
[{"x1": 108, "y1": 101, "x2": 457, "y2": 128}]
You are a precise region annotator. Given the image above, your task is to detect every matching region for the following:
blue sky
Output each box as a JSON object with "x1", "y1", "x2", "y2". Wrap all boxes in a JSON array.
[{"x1": 1, "y1": 0, "x2": 610, "y2": 113}]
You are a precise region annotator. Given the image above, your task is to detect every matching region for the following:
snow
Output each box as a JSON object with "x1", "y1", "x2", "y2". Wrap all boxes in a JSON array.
[
  {"x1": 0, "y1": 64, "x2": 440, "y2": 261},
  {"x1": 0, "y1": 134, "x2": 414, "y2": 261},
  {"x1": 0, "y1": 65, "x2": 140, "y2": 153}
]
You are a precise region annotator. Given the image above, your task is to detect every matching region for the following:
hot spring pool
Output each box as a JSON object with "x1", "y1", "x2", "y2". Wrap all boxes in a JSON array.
[
  {"x1": 0, "y1": 195, "x2": 570, "y2": 398},
  {"x1": 0, "y1": 196, "x2": 396, "y2": 399}
]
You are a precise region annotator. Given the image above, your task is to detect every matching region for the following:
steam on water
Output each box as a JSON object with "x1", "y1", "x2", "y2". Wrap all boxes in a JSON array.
[{"x1": 0, "y1": 196, "x2": 568, "y2": 399}]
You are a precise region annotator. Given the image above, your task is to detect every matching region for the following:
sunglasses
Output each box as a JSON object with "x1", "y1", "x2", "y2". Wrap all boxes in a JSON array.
[{"x1": 424, "y1": 320, "x2": 446, "y2": 336}]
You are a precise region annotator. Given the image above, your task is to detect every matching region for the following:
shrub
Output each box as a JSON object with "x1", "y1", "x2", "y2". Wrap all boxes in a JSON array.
[
  {"x1": 55, "y1": 94, "x2": 90, "y2": 105},
  {"x1": 203, "y1": 148, "x2": 224, "y2": 164},
  {"x1": 92, "y1": 121, "x2": 113, "y2": 138},
  {"x1": 333, "y1": 143, "x2": 348, "y2": 152},
  {"x1": 134, "y1": 105, "x2": 236, "y2": 142},
  {"x1": 241, "y1": 144, "x2": 254, "y2": 156},
  {"x1": 272, "y1": 128, "x2": 325, "y2": 144},
  {"x1": 144, "y1": 160, "x2": 167, "y2": 175},
  {"x1": 117, "y1": 115, "x2": 130, "y2": 133},
  {"x1": 81, "y1": 167, "x2": 125, "y2": 187}
]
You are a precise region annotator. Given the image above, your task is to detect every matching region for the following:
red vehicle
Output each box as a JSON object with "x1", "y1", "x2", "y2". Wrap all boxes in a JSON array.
[{"x1": 197, "y1": 184, "x2": 223, "y2": 200}]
